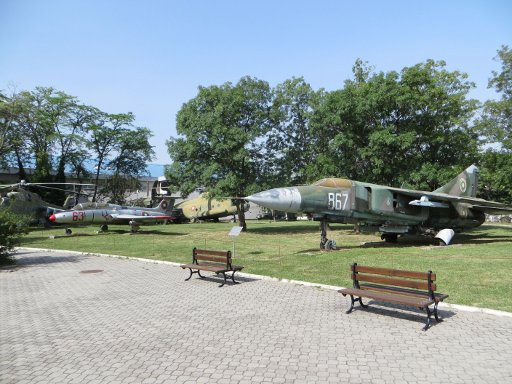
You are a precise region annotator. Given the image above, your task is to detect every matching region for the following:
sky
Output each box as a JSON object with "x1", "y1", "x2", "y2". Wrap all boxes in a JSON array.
[{"x1": 1, "y1": 0, "x2": 511, "y2": 167}]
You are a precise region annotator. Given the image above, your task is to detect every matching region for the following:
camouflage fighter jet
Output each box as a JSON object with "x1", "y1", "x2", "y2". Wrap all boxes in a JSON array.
[
  {"x1": 172, "y1": 193, "x2": 249, "y2": 223},
  {"x1": 245, "y1": 165, "x2": 512, "y2": 248},
  {"x1": 48, "y1": 199, "x2": 174, "y2": 234}
]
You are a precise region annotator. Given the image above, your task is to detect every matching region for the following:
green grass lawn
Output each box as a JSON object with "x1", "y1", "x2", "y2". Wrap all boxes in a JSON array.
[{"x1": 18, "y1": 220, "x2": 512, "y2": 312}]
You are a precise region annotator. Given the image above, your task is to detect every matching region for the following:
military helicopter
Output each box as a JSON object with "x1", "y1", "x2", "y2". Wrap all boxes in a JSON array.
[
  {"x1": 0, "y1": 181, "x2": 90, "y2": 225},
  {"x1": 48, "y1": 198, "x2": 174, "y2": 234},
  {"x1": 245, "y1": 165, "x2": 512, "y2": 248},
  {"x1": 171, "y1": 192, "x2": 249, "y2": 223}
]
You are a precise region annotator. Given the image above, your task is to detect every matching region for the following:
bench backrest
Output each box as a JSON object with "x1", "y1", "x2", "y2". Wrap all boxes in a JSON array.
[
  {"x1": 193, "y1": 248, "x2": 232, "y2": 268},
  {"x1": 351, "y1": 263, "x2": 436, "y2": 299}
]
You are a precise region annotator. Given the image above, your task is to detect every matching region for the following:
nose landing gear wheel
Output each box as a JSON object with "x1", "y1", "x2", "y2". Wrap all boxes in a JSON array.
[{"x1": 129, "y1": 220, "x2": 140, "y2": 233}]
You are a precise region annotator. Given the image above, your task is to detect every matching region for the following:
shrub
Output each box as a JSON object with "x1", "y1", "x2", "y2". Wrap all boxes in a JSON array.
[{"x1": 0, "y1": 210, "x2": 30, "y2": 264}]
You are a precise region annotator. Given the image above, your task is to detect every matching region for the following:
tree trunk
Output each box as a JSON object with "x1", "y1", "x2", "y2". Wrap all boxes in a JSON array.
[
  {"x1": 236, "y1": 201, "x2": 247, "y2": 231},
  {"x1": 13, "y1": 147, "x2": 27, "y2": 181}
]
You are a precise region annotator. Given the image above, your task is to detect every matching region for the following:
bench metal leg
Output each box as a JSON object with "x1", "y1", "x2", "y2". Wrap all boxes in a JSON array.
[
  {"x1": 423, "y1": 306, "x2": 433, "y2": 331},
  {"x1": 231, "y1": 270, "x2": 240, "y2": 285},
  {"x1": 214, "y1": 271, "x2": 241, "y2": 287},
  {"x1": 346, "y1": 296, "x2": 355, "y2": 313},
  {"x1": 346, "y1": 295, "x2": 368, "y2": 314},
  {"x1": 422, "y1": 303, "x2": 443, "y2": 331},
  {"x1": 217, "y1": 272, "x2": 227, "y2": 287},
  {"x1": 433, "y1": 302, "x2": 442, "y2": 323},
  {"x1": 185, "y1": 269, "x2": 205, "y2": 281},
  {"x1": 185, "y1": 268, "x2": 242, "y2": 287}
]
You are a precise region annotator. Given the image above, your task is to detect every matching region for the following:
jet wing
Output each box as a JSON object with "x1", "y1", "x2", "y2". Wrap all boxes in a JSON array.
[
  {"x1": 112, "y1": 214, "x2": 173, "y2": 221},
  {"x1": 386, "y1": 186, "x2": 512, "y2": 215},
  {"x1": 465, "y1": 203, "x2": 512, "y2": 215}
]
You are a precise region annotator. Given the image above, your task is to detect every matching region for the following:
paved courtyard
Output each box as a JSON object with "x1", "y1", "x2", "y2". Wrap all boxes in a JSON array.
[{"x1": 1, "y1": 248, "x2": 512, "y2": 384}]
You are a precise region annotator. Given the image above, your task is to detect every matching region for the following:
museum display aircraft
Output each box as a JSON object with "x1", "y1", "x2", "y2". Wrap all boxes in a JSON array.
[
  {"x1": 172, "y1": 193, "x2": 249, "y2": 223},
  {"x1": 48, "y1": 198, "x2": 174, "y2": 234},
  {"x1": 0, "y1": 181, "x2": 91, "y2": 225},
  {"x1": 245, "y1": 165, "x2": 512, "y2": 248}
]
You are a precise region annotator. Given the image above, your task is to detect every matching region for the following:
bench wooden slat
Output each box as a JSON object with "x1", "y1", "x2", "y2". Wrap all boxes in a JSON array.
[
  {"x1": 359, "y1": 284, "x2": 448, "y2": 302},
  {"x1": 340, "y1": 288, "x2": 434, "y2": 308},
  {"x1": 355, "y1": 265, "x2": 435, "y2": 281},
  {"x1": 355, "y1": 273, "x2": 435, "y2": 291},
  {"x1": 195, "y1": 255, "x2": 230, "y2": 263},
  {"x1": 194, "y1": 249, "x2": 230, "y2": 257}
]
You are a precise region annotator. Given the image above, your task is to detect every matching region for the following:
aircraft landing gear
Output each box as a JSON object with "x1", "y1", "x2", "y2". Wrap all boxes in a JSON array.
[
  {"x1": 65, "y1": 228, "x2": 72, "y2": 235},
  {"x1": 320, "y1": 220, "x2": 336, "y2": 250},
  {"x1": 99, "y1": 224, "x2": 109, "y2": 232},
  {"x1": 129, "y1": 220, "x2": 140, "y2": 233},
  {"x1": 381, "y1": 233, "x2": 398, "y2": 243}
]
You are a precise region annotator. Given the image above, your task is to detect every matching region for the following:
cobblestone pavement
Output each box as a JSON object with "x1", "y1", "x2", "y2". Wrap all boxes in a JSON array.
[{"x1": 1, "y1": 249, "x2": 512, "y2": 384}]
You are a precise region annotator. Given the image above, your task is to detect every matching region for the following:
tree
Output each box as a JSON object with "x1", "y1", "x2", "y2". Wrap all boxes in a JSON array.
[
  {"x1": 2, "y1": 86, "x2": 155, "y2": 205},
  {"x1": 1, "y1": 87, "x2": 83, "y2": 201},
  {"x1": 309, "y1": 59, "x2": 479, "y2": 189},
  {"x1": 21, "y1": 87, "x2": 77, "y2": 183},
  {"x1": 54, "y1": 102, "x2": 91, "y2": 183},
  {"x1": 477, "y1": 45, "x2": 512, "y2": 202},
  {"x1": 308, "y1": 61, "x2": 377, "y2": 182},
  {"x1": 268, "y1": 77, "x2": 324, "y2": 185},
  {"x1": 87, "y1": 112, "x2": 136, "y2": 202},
  {"x1": 480, "y1": 45, "x2": 512, "y2": 150},
  {"x1": 0, "y1": 90, "x2": 31, "y2": 179},
  {"x1": 103, "y1": 127, "x2": 155, "y2": 204},
  {"x1": 167, "y1": 76, "x2": 273, "y2": 230},
  {"x1": 479, "y1": 151, "x2": 512, "y2": 203}
]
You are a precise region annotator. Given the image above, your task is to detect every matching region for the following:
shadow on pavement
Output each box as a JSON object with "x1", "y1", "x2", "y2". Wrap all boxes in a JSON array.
[{"x1": 343, "y1": 299, "x2": 456, "y2": 329}]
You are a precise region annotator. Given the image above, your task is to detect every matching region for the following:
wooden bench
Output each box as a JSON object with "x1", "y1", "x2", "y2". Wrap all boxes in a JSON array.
[
  {"x1": 180, "y1": 248, "x2": 244, "y2": 287},
  {"x1": 338, "y1": 263, "x2": 448, "y2": 330}
]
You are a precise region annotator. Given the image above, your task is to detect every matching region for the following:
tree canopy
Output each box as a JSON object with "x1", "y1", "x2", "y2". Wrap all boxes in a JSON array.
[
  {"x1": 478, "y1": 45, "x2": 512, "y2": 203},
  {"x1": 0, "y1": 87, "x2": 154, "y2": 205},
  {"x1": 168, "y1": 50, "x2": 512, "y2": 227},
  {"x1": 166, "y1": 77, "x2": 273, "y2": 229},
  {"x1": 309, "y1": 59, "x2": 480, "y2": 189}
]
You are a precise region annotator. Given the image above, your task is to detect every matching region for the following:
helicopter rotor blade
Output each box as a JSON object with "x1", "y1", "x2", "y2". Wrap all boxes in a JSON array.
[
  {"x1": 20, "y1": 184, "x2": 90, "y2": 197},
  {"x1": 23, "y1": 182, "x2": 96, "y2": 187}
]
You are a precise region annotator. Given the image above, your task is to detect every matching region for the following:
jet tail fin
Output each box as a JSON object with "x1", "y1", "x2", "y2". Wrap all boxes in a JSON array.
[
  {"x1": 433, "y1": 165, "x2": 479, "y2": 197},
  {"x1": 155, "y1": 198, "x2": 174, "y2": 212}
]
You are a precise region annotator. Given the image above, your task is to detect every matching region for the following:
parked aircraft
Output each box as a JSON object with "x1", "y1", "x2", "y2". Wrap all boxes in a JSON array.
[
  {"x1": 172, "y1": 193, "x2": 249, "y2": 223},
  {"x1": 48, "y1": 199, "x2": 174, "y2": 234},
  {"x1": 0, "y1": 181, "x2": 90, "y2": 225},
  {"x1": 245, "y1": 165, "x2": 512, "y2": 248}
]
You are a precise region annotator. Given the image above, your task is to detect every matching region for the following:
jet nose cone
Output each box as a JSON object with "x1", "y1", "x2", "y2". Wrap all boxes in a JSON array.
[
  {"x1": 245, "y1": 187, "x2": 302, "y2": 212},
  {"x1": 49, "y1": 214, "x2": 56, "y2": 222}
]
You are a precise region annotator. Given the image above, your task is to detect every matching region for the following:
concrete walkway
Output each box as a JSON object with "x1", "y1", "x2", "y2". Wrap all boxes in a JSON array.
[{"x1": 1, "y1": 249, "x2": 511, "y2": 383}]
